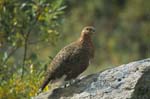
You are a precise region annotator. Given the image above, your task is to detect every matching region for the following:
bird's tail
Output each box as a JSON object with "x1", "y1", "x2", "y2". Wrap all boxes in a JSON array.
[{"x1": 38, "y1": 74, "x2": 52, "y2": 93}]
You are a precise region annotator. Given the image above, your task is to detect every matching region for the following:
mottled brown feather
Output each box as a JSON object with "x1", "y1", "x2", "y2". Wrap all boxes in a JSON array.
[{"x1": 39, "y1": 26, "x2": 95, "y2": 91}]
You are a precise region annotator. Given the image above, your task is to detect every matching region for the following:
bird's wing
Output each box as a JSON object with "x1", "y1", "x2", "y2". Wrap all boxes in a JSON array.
[
  {"x1": 39, "y1": 42, "x2": 79, "y2": 91},
  {"x1": 46, "y1": 42, "x2": 79, "y2": 79}
]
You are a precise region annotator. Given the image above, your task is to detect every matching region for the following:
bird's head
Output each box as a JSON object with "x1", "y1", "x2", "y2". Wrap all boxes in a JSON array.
[{"x1": 81, "y1": 26, "x2": 95, "y2": 36}]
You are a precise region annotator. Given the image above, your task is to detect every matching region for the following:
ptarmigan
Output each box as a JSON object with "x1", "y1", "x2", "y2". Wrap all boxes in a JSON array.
[{"x1": 39, "y1": 26, "x2": 95, "y2": 92}]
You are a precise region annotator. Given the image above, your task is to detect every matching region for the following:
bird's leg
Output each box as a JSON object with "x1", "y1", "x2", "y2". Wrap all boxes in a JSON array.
[
  {"x1": 60, "y1": 80, "x2": 72, "y2": 88},
  {"x1": 60, "y1": 80, "x2": 70, "y2": 88},
  {"x1": 60, "y1": 79, "x2": 81, "y2": 88},
  {"x1": 70, "y1": 79, "x2": 76, "y2": 84}
]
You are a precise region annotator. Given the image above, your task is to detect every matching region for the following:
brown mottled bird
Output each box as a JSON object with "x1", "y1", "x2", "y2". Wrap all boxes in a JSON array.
[{"x1": 39, "y1": 26, "x2": 95, "y2": 92}]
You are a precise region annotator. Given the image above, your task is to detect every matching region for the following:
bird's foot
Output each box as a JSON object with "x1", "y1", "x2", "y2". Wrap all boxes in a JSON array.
[
  {"x1": 61, "y1": 79, "x2": 81, "y2": 88},
  {"x1": 60, "y1": 81, "x2": 70, "y2": 88}
]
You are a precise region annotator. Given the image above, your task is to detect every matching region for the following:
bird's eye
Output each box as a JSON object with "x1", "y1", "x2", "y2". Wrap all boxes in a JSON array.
[{"x1": 86, "y1": 28, "x2": 89, "y2": 30}]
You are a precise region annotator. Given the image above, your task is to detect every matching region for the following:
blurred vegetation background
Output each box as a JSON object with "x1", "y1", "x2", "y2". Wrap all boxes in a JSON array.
[{"x1": 0, "y1": 0, "x2": 150, "y2": 98}]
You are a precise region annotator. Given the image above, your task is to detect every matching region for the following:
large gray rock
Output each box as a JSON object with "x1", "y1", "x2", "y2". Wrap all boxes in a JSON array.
[{"x1": 34, "y1": 58, "x2": 150, "y2": 99}]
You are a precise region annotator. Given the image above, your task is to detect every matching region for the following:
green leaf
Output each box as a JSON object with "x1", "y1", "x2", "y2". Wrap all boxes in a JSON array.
[{"x1": 52, "y1": 0, "x2": 64, "y2": 10}]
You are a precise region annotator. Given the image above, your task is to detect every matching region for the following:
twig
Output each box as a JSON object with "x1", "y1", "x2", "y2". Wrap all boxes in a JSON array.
[
  {"x1": 21, "y1": 14, "x2": 39, "y2": 78},
  {"x1": 21, "y1": 23, "x2": 36, "y2": 78}
]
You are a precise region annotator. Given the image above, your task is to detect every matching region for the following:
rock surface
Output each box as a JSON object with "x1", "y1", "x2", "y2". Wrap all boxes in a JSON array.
[{"x1": 34, "y1": 58, "x2": 150, "y2": 99}]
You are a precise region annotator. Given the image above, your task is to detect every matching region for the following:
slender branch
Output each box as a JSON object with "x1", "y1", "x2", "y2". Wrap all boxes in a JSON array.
[
  {"x1": 21, "y1": 28, "x2": 33, "y2": 78},
  {"x1": 21, "y1": 37, "x2": 28, "y2": 78},
  {"x1": 21, "y1": 4, "x2": 46, "y2": 78},
  {"x1": 21, "y1": 16, "x2": 38, "y2": 78}
]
